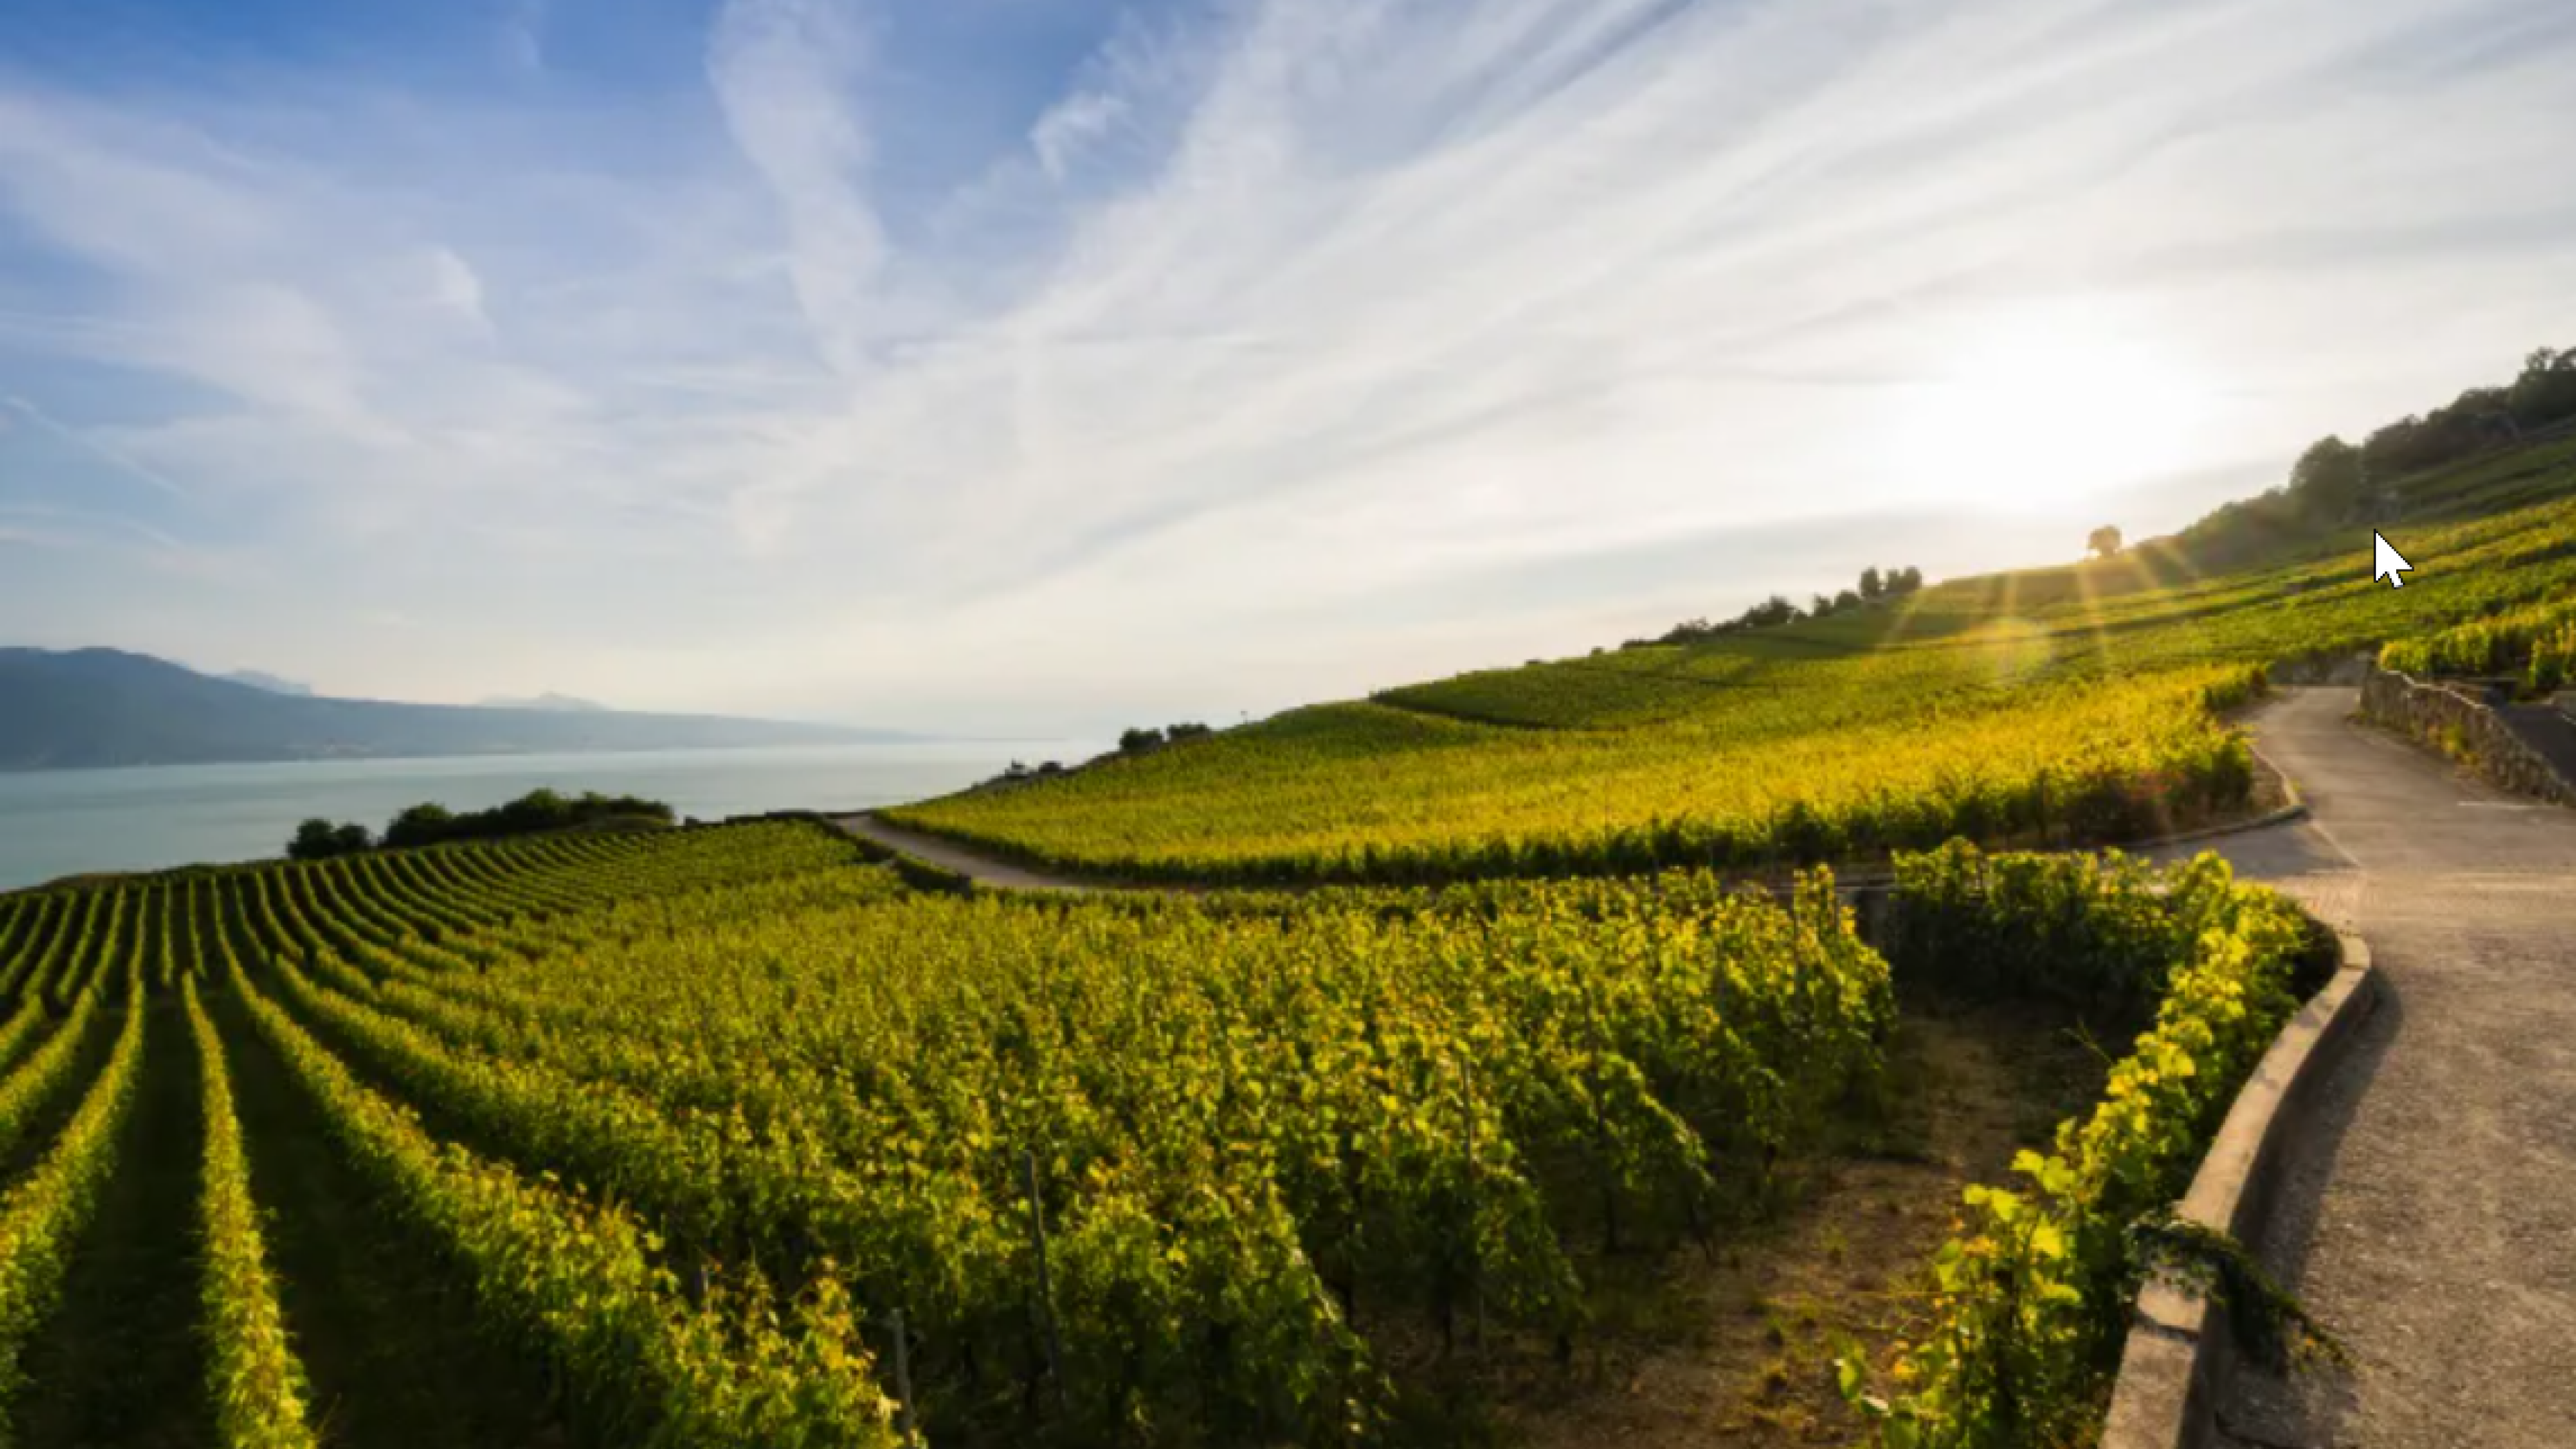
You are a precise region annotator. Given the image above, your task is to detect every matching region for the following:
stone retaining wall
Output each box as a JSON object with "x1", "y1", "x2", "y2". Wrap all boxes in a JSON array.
[{"x1": 2357, "y1": 668, "x2": 2576, "y2": 805}]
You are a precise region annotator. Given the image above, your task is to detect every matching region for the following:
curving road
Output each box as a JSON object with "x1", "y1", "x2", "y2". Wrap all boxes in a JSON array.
[
  {"x1": 2152, "y1": 688, "x2": 2576, "y2": 1449},
  {"x1": 832, "y1": 812, "x2": 1092, "y2": 892}
]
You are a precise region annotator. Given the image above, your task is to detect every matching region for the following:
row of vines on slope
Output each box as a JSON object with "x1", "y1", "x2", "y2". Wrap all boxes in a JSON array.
[
  {"x1": 0, "y1": 820, "x2": 1904, "y2": 1446},
  {"x1": 887, "y1": 453, "x2": 2576, "y2": 884},
  {"x1": 0, "y1": 820, "x2": 2331, "y2": 1449},
  {"x1": 1843, "y1": 843, "x2": 2330, "y2": 1449},
  {"x1": 889, "y1": 667, "x2": 2267, "y2": 885}
]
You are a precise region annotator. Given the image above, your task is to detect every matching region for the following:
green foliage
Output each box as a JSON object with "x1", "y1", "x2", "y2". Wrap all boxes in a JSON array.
[
  {"x1": 381, "y1": 789, "x2": 676, "y2": 850},
  {"x1": 894, "y1": 662, "x2": 2267, "y2": 885},
  {"x1": 2127, "y1": 1211, "x2": 2346, "y2": 1375},
  {"x1": 2288, "y1": 435, "x2": 2366, "y2": 519},
  {"x1": 186, "y1": 976, "x2": 321, "y2": 1448},
  {"x1": 231, "y1": 951, "x2": 902, "y2": 1448},
  {"x1": 1653, "y1": 564, "x2": 1927, "y2": 647},
  {"x1": 1842, "y1": 844, "x2": 2315, "y2": 1449},
  {"x1": 0, "y1": 965, "x2": 109, "y2": 1167},
  {"x1": 2086, "y1": 525, "x2": 2122, "y2": 559},
  {"x1": 382, "y1": 802, "x2": 457, "y2": 848},
  {"x1": 0, "y1": 823, "x2": 1904, "y2": 1445},
  {"x1": 280, "y1": 857, "x2": 1884, "y2": 1442},
  {"x1": 285, "y1": 819, "x2": 368, "y2": 862},
  {"x1": 892, "y1": 437, "x2": 2576, "y2": 884},
  {"x1": 0, "y1": 968, "x2": 146, "y2": 1426},
  {"x1": 2381, "y1": 590, "x2": 2576, "y2": 694}
]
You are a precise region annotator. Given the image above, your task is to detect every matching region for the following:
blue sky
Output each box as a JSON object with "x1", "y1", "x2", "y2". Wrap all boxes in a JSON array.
[{"x1": 2, "y1": 0, "x2": 2572, "y2": 733}]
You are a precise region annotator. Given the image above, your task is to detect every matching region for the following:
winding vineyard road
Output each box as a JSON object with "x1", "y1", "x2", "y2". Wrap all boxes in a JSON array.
[
  {"x1": 832, "y1": 812, "x2": 1092, "y2": 892},
  {"x1": 2148, "y1": 687, "x2": 2576, "y2": 1449}
]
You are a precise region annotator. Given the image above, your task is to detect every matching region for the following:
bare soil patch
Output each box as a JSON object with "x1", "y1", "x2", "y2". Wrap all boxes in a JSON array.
[{"x1": 1380, "y1": 996, "x2": 2106, "y2": 1448}]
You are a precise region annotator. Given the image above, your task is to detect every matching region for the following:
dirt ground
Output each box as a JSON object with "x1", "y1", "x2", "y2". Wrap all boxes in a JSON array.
[{"x1": 1386, "y1": 997, "x2": 2106, "y2": 1449}]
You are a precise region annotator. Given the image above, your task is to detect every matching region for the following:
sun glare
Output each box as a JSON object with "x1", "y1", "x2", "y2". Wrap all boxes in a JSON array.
[{"x1": 1896, "y1": 307, "x2": 2212, "y2": 514}]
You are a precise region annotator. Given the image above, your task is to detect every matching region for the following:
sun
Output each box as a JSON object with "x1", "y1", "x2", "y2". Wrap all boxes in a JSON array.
[{"x1": 1894, "y1": 306, "x2": 2212, "y2": 514}]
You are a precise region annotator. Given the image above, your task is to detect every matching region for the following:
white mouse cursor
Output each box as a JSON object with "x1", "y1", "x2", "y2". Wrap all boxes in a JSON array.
[{"x1": 2373, "y1": 531, "x2": 2414, "y2": 588}]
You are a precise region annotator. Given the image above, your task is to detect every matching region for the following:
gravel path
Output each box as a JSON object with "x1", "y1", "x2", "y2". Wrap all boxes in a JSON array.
[
  {"x1": 831, "y1": 812, "x2": 1092, "y2": 892},
  {"x1": 2153, "y1": 688, "x2": 2576, "y2": 1449}
]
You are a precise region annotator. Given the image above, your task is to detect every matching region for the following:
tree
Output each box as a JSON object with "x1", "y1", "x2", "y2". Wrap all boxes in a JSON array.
[
  {"x1": 384, "y1": 802, "x2": 457, "y2": 849},
  {"x1": 1892, "y1": 566, "x2": 1925, "y2": 594},
  {"x1": 2510, "y1": 345, "x2": 2576, "y2": 429},
  {"x1": 1859, "y1": 566, "x2": 1885, "y2": 600},
  {"x1": 286, "y1": 819, "x2": 341, "y2": 861},
  {"x1": 1165, "y1": 722, "x2": 1214, "y2": 742},
  {"x1": 1811, "y1": 593, "x2": 1835, "y2": 618},
  {"x1": 1118, "y1": 727, "x2": 1166, "y2": 755},
  {"x1": 2287, "y1": 435, "x2": 2367, "y2": 519},
  {"x1": 1833, "y1": 588, "x2": 1863, "y2": 612},
  {"x1": 287, "y1": 818, "x2": 368, "y2": 861},
  {"x1": 2086, "y1": 526, "x2": 2123, "y2": 560}
]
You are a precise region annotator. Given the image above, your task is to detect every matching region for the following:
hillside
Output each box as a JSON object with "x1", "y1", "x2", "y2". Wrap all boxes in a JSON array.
[
  {"x1": 0, "y1": 647, "x2": 898, "y2": 770},
  {"x1": 0, "y1": 816, "x2": 2313, "y2": 1448},
  {"x1": 885, "y1": 435, "x2": 2576, "y2": 882}
]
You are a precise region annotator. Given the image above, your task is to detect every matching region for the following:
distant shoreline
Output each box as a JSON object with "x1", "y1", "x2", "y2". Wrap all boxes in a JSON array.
[{"x1": 0, "y1": 735, "x2": 949, "y2": 775}]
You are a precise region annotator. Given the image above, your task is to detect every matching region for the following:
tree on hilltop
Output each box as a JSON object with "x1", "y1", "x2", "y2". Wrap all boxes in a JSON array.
[
  {"x1": 385, "y1": 802, "x2": 457, "y2": 849},
  {"x1": 2087, "y1": 526, "x2": 2123, "y2": 559},
  {"x1": 287, "y1": 818, "x2": 370, "y2": 861}
]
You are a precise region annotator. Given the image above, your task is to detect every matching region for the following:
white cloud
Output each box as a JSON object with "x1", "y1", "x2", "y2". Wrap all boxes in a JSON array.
[
  {"x1": 706, "y1": 0, "x2": 888, "y2": 377},
  {"x1": 421, "y1": 246, "x2": 491, "y2": 332},
  {"x1": 0, "y1": 0, "x2": 2571, "y2": 724},
  {"x1": 502, "y1": 0, "x2": 548, "y2": 74},
  {"x1": 1030, "y1": 89, "x2": 1128, "y2": 182}
]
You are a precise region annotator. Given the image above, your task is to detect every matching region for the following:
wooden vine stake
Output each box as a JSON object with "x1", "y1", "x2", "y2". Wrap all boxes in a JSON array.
[
  {"x1": 889, "y1": 1308, "x2": 920, "y2": 1446},
  {"x1": 1021, "y1": 1148, "x2": 1070, "y2": 1415}
]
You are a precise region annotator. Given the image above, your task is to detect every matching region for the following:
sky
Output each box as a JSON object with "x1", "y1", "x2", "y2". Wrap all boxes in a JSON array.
[{"x1": 1, "y1": 0, "x2": 2571, "y2": 735}]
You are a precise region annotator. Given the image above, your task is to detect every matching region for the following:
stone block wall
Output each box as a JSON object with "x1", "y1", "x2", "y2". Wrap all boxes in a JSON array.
[{"x1": 2358, "y1": 669, "x2": 2576, "y2": 806}]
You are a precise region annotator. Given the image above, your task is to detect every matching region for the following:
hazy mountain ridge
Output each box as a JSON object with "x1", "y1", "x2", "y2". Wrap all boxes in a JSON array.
[
  {"x1": 477, "y1": 692, "x2": 610, "y2": 713},
  {"x1": 220, "y1": 669, "x2": 313, "y2": 696},
  {"x1": 0, "y1": 647, "x2": 905, "y2": 770}
]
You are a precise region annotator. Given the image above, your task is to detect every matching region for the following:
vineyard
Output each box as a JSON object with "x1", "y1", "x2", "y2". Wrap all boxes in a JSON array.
[
  {"x1": 886, "y1": 439, "x2": 2576, "y2": 884},
  {"x1": 0, "y1": 811, "x2": 2318, "y2": 1448},
  {"x1": 9, "y1": 439, "x2": 2555, "y2": 1449}
]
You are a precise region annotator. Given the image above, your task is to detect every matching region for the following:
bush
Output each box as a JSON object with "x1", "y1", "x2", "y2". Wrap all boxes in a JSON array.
[
  {"x1": 378, "y1": 790, "x2": 675, "y2": 850},
  {"x1": 285, "y1": 819, "x2": 370, "y2": 861},
  {"x1": 2379, "y1": 592, "x2": 2576, "y2": 690}
]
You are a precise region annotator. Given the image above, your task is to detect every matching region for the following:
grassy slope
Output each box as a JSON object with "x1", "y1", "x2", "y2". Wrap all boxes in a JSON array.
[{"x1": 888, "y1": 439, "x2": 2576, "y2": 880}]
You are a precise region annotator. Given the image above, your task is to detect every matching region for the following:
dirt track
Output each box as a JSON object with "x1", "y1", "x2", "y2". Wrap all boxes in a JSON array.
[{"x1": 831, "y1": 812, "x2": 1091, "y2": 892}]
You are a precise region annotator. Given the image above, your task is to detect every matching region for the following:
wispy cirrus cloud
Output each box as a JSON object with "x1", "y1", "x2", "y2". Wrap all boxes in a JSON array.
[{"x1": 0, "y1": 0, "x2": 2570, "y2": 728}]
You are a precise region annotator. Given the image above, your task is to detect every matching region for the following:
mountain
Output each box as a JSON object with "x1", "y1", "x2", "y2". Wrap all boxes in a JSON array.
[
  {"x1": 477, "y1": 692, "x2": 609, "y2": 713},
  {"x1": 220, "y1": 669, "x2": 314, "y2": 696},
  {"x1": 0, "y1": 647, "x2": 908, "y2": 771}
]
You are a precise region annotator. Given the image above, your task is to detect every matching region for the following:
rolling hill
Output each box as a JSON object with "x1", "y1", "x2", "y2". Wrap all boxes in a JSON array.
[{"x1": 883, "y1": 435, "x2": 2576, "y2": 882}]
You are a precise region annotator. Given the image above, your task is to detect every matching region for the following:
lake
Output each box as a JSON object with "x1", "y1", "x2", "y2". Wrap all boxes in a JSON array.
[{"x1": 0, "y1": 739, "x2": 1090, "y2": 891}]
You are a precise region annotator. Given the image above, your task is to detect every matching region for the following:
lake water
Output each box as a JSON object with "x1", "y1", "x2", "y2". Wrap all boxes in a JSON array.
[{"x1": 0, "y1": 739, "x2": 1090, "y2": 891}]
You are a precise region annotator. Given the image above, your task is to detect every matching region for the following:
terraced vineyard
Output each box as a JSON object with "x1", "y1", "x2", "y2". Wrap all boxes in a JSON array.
[
  {"x1": 887, "y1": 440, "x2": 2576, "y2": 884},
  {"x1": 0, "y1": 813, "x2": 2324, "y2": 1449},
  {"x1": 0, "y1": 819, "x2": 1918, "y2": 1446},
  {"x1": 7, "y1": 441, "x2": 2552, "y2": 1448}
]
